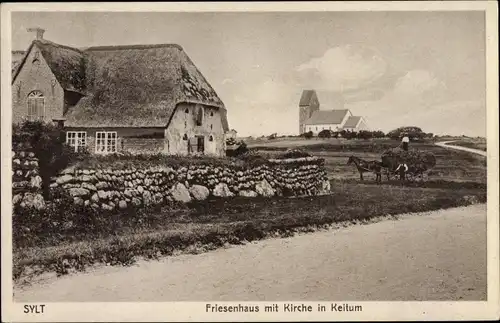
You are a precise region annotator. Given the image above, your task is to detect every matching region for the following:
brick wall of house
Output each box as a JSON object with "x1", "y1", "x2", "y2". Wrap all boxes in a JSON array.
[
  {"x1": 12, "y1": 44, "x2": 65, "y2": 124},
  {"x1": 121, "y1": 138, "x2": 164, "y2": 153}
]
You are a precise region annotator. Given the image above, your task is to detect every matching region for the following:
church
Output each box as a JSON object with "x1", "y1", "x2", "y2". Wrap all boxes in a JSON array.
[{"x1": 298, "y1": 90, "x2": 369, "y2": 135}]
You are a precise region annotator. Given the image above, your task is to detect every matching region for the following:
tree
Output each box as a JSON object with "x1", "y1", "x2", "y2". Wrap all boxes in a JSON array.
[{"x1": 387, "y1": 126, "x2": 425, "y2": 141}]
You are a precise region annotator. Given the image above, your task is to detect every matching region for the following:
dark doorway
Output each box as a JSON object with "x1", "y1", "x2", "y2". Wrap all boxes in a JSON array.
[{"x1": 196, "y1": 136, "x2": 205, "y2": 153}]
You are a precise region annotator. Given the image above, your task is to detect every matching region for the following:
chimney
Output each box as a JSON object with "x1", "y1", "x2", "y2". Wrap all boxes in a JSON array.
[{"x1": 27, "y1": 27, "x2": 45, "y2": 40}]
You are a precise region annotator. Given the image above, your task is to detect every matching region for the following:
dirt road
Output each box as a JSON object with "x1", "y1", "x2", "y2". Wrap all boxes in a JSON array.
[
  {"x1": 435, "y1": 141, "x2": 487, "y2": 157},
  {"x1": 15, "y1": 204, "x2": 486, "y2": 302}
]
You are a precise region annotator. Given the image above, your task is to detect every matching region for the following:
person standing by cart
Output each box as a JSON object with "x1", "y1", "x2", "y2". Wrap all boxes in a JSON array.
[{"x1": 401, "y1": 133, "x2": 410, "y2": 151}]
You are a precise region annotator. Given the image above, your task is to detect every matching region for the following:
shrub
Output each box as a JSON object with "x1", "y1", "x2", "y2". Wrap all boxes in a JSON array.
[
  {"x1": 12, "y1": 121, "x2": 85, "y2": 198},
  {"x1": 356, "y1": 130, "x2": 373, "y2": 140},
  {"x1": 339, "y1": 130, "x2": 356, "y2": 140},
  {"x1": 225, "y1": 138, "x2": 249, "y2": 157},
  {"x1": 318, "y1": 129, "x2": 333, "y2": 138},
  {"x1": 279, "y1": 148, "x2": 312, "y2": 159},
  {"x1": 301, "y1": 131, "x2": 313, "y2": 139}
]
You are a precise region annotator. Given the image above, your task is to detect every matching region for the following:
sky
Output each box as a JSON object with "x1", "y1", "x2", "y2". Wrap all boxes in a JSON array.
[{"x1": 12, "y1": 11, "x2": 486, "y2": 137}]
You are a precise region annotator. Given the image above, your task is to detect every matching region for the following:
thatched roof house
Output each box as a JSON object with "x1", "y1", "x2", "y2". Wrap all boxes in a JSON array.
[{"x1": 12, "y1": 30, "x2": 229, "y2": 157}]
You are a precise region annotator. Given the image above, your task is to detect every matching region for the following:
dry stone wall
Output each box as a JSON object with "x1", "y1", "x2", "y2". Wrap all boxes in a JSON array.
[
  {"x1": 48, "y1": 157, "x2": 330, "y2": 211},
  {"x1": 12, "y1": 150, "x2": 45, "y2": 210}
]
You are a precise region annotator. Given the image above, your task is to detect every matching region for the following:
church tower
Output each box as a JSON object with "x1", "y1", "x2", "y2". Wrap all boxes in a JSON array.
[{"x1": 298, "y1": 90, "x2": 320, "y2": 134}]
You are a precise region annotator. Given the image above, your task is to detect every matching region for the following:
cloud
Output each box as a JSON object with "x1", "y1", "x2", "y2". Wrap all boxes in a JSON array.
[
  {"x1": 295, "y1": 44, "x2": 388, "y2": 92},
  {"x1": 393, "y1": 70, "x2": 447, "y2": 97},
  {"x1": 344, "y1": 70, "x2": 486, "y2": 136},
  {"x1": 221, "y1": 78, "x2": 235, "y2": 85}
]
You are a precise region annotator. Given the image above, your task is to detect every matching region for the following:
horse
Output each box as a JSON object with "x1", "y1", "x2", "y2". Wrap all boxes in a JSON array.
[{"x1": 347, "y1": 156, "x2": 383, "y2": 184}]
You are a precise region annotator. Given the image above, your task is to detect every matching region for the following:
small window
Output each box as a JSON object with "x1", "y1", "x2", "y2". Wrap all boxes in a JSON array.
[
  {"x1": 209, "y1": 135, "x2": 214, "y2": 142},
  {"x1": 210, "y1": 124, "x2": 213, "y2": 130},
  {"x1": 185, "y1": 108, "x2": 189, "y2": 114},
  {"x1": 27, "y1": 90, "x2": 44, "y2": 121},
  {"x1": 210, "y1": 111, "x2": 214, "y2": 117},
  {"x1": 183, "y1": 134, "x2": 188, "y2": 140},
  {"x1": 196, "y1": 105, "x2": 204, "y2": 126},
  {"x1": 66, "y1": 131, "x2": 87, "y2": 152},
  {"x1": 32, "y1": 51, "x2": 40, "y2": 65},
  {"x1": 95, "y1": 131, "x2": 117, "y2": 154}
]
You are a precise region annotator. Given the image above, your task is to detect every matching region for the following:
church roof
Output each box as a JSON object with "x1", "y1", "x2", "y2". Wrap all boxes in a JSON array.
[{"x1": 304, "y1": 109, "x2": 349, "y2": 125}]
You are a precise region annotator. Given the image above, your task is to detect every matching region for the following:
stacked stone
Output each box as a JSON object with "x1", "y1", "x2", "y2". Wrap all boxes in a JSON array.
[
  {"x1": 12, "y1": 150, "x2": 45, "y2": 210},
  {"x1": 50, "y1": 166, "x2": 182, "y2": 211},
  {"x1": 50, "y1": 156, "x2": 331, "y2": 210}
]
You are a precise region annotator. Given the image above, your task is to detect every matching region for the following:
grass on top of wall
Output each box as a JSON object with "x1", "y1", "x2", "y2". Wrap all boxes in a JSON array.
[{"x1": 67, "y1": 151, "x2": 323, "y2": 170}]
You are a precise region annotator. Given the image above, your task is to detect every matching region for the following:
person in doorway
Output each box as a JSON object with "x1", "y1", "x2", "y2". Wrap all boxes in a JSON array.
[{"x1": 401, "y1": 133, "x2": 410, "y2": 151}]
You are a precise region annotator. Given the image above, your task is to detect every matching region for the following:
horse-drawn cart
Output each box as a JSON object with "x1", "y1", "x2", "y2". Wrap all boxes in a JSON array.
[{"x1": 381, "y1": 148, "x2": 437, "y2": 182}]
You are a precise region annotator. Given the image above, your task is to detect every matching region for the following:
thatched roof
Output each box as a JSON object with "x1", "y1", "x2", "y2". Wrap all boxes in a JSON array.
[
  {"x1": 13, "y1": 40, "x2": 227, "y2": 130},
  {"x1": 12, "y1": 50, "x2": 24, "y2": 73},
  {"x1": 12, "y1": 40, "x2": 86, "y2": 94}
]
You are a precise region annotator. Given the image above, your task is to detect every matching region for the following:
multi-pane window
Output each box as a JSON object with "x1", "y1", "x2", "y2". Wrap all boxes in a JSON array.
[
  {"x1": 95, "y1": 131, "x2": 117, "y2": 154},
  {"x1": 66, "y1": 131, "x2": 87, "y2": 152},
  {"x1": 27, "y1": 90, "x2": 44, "y2": 121}
]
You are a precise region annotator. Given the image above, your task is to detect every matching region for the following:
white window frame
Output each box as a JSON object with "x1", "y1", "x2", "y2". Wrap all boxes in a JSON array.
[
  {"x1": 95, "y1": 131, "x2": 118, "y2": 154},
  {"x1": 27, "y1": 90, "x2": 45, "y2": 121},
  {"x1": 66, "y1": 131, "x2": 87, "y2": 152}
]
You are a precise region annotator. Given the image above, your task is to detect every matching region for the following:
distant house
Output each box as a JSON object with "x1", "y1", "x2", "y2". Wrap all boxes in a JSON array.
[
  {"x1": 298, "y1": 90, "x2": 369, "y2": 135},
  {"x1": 12, "y1": 28, "x2": 230, "y2": 157}
]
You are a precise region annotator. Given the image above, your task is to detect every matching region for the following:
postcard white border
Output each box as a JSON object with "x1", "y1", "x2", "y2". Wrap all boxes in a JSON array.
[{"x1": 1, "y1": 1, "x2": 499, "y2": 322}]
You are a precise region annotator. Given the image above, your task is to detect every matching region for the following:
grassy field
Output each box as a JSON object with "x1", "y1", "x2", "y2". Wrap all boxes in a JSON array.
[
  {"x1": 13, "y1": 137, "x2": 487, "y2": 282},
  {"x1": 249, "y1": 138, "x2": 486, "y2": 183}
]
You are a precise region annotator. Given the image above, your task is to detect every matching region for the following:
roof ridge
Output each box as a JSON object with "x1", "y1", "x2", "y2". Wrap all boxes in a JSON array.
[
  {"x1": 34, "y1": 39, "x2": 85, "y2": 54},
  {"x1": 84, "y1": 43, "x2": 184, "y2": 52}
]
